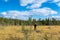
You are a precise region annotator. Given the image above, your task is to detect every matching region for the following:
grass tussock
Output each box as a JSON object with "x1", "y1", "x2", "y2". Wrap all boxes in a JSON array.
[{"x1": 0, "y1": 26, "x2": 60, "y2": 40}]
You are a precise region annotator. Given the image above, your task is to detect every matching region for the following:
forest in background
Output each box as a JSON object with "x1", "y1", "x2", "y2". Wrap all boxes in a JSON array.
[{"x1": 0, "y1": 17, "x2": 60, "y2": 26}]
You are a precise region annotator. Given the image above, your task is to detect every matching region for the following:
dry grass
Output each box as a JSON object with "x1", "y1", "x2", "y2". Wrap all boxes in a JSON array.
[{"x1": 0, "y1": 25, "x2": 60, "y2": 40}]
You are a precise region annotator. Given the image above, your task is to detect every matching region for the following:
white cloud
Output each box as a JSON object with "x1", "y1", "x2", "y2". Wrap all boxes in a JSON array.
[
  {"x1": 1, "y1": 10, "x2": 33, "y2": 20},
  {"x1": 30, "y1": 7, "x2": 57, "y2": 16},
  {"x1": 52, "y1": 0, "x2": 60, "y2": 7},
  {"x1": 52, "y1": 16, "x2": 60, "y2": 19},
  {"x1": 1, "y1": 12, "x2": 7, "y2": 16},
  {"x1": 20, "y1": 0, "x2": 60, "y2": 8},
  {"x1": 5, "y1": 0, "x2": 8, "y2": 2},
  {"x1": 20, "y1": 0, "x2": 34, "y2": 6},
  {"x1": 20, "y1": 0, "x2": 47, "y2": 8},
  {"x1": 0, "y1": 7, "x2": 58, "y2": 20},
  {"x1": 20, "y1": 0, "x2": 60, "y2": 9},
  {"x1": 57, "y1": 2, "x2": 60, "y2": 7},
  {"x1": 28, "y1": 0, "x2": 47, "y2": 9},
  {"x1": 53, "y1": 0, "x2": 60, "y2": 2}
]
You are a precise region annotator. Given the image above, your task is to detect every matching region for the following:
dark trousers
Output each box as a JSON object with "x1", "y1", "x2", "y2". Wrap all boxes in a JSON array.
[{"x1": 34, "y1": 26, "x2": 36, "y2": 31}]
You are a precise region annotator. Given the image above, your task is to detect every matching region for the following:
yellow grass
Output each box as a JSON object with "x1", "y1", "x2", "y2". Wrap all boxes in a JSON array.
[{"x1": 0, "y1": 25, "x2": 60, "y2": 40}]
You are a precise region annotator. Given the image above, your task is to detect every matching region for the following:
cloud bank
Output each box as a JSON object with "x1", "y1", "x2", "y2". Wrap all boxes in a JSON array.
[
  {"x1": 20, "y1": 0, "x2": 48, "y2": 8},
  {"x1": 1, "y1": 7, "x2": 57, "y2": 20}
]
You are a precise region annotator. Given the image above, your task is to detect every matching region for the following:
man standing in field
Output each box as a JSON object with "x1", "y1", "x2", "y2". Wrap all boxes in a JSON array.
[{"x1": 34, "y1": 23, "x2": 37, "y2": 31}]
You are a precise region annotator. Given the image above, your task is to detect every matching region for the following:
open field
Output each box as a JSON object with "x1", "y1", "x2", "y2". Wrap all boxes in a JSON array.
[{"x1": 0, "y1": 26, "x2": 60, "y2": 40}]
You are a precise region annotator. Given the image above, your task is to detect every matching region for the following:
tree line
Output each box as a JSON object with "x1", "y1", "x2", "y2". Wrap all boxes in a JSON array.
[{"x1": 0, "y1": 17, "x2": 60, "y2": 26}]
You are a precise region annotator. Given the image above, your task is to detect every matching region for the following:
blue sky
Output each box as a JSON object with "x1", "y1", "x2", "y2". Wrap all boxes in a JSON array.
[{"x1": 0, "y1": 0, "x2": 60, "y2": 20}]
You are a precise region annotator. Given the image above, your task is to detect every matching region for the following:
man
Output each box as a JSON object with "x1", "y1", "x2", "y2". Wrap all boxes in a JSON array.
[{"x1": 34, "y1": 23, "x2": 37, "y2": 31}]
